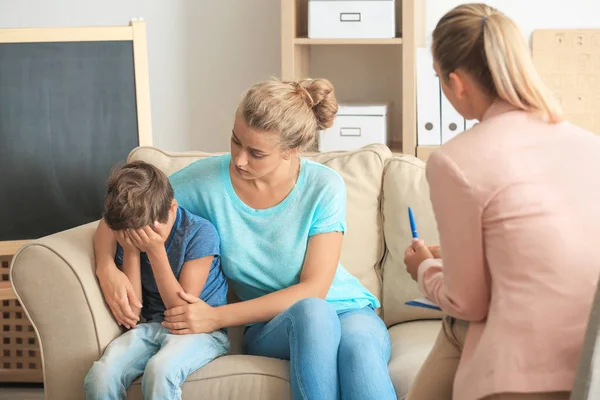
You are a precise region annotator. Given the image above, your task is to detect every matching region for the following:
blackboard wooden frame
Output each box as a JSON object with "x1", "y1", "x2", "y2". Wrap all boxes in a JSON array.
[{"x1": 0, "y1": 20, "x2": 152, "y2": 257}]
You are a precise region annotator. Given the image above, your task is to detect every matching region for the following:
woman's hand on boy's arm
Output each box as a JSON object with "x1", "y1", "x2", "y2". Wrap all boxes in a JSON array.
[
  {"x1": 163, "y1": 231, "x2": 343, "y2": 333},
  {"x1": 162, "y1": 293, "x2": 219, "y2": 335},
  {"x1": 160, "y1": 257, "x2": 213, "y2": 334}
]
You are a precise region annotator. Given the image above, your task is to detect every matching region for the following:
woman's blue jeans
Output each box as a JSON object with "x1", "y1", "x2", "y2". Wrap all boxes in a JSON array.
[{"x1": 244, "y1": 298, "x2": 397, "y2": 400}]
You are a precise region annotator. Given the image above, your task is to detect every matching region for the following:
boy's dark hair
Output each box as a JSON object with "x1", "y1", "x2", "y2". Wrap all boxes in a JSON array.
[{"x1": 103, "y1": 160, "x2": 174, "y2": 230}]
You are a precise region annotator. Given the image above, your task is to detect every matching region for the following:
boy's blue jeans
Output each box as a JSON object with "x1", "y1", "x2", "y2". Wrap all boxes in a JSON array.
[
  {"x1": 244, "y1": 298, "x2": 397, "y2": 400},
  {"x1": 84, "y1": 322, "x2": 229, "y2": 400}
]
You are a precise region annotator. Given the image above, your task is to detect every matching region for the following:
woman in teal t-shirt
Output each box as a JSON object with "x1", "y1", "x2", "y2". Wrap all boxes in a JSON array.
[{"x1": 94, "y1": 78, "x2": 396, "y2": 400}]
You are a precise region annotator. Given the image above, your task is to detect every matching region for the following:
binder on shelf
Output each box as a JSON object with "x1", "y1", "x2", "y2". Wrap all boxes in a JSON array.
[
  {"x1": 465, "y1": 119, "x2": 479, "y2": 130},
  {"x1": 416, "y1": 48, "x2": 441, "y2": 146},
  {"x1": 441, "y1": 91, "x2": 465, "y2": 143}
]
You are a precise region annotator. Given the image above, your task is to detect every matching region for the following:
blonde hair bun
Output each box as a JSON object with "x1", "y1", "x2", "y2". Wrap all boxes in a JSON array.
[{"x1": 298, "y1": 78, "x2": 338, "y2": 130}]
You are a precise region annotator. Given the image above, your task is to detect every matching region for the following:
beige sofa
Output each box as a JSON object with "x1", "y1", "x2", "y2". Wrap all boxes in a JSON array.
[{"x1": 10, "y1": 144, "x2": 445, "y2": 400}]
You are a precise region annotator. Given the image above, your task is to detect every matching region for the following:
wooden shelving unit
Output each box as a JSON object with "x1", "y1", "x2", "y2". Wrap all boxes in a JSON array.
[
  {"x1": 281, "y1": 0, "x2": 425, "y2": 158},
  {"x1": 416, "y1": 145, "x2": 438, "y2": 162},
  {"x1": 294, "y1": 37, "x2": 404, "y2": 45},
  {"x1": 0, "y1": 241, "x2": 29, "y2": 258},
  {"x1": 0, "y1": 282, "x2": 16, "y2": 301},
  {"x1": 0, "y1": 241, "x2": 27, "y2": 301}
]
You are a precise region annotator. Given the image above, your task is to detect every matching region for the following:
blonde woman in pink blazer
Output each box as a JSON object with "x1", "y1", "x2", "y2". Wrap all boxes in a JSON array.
[{"x1": 404, "y1": 3, "x2": 600, "y2": 400}]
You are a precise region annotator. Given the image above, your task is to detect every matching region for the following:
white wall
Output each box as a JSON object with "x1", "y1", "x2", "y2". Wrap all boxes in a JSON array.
[
  {"x1": 425, "y1": 0, "x2": 600, "y2": 47},
  {"x1": 0, "y1": 0, "x2": 280, "y2": 152}
]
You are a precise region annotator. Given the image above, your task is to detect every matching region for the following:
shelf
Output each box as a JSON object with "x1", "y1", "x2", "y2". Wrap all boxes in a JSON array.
[
  {"x1": 294, "y1": 37, "x2": 403, "y2": 45},
  {"x1": 282, "y1": 0, "x2": 425, "y2": 151}
]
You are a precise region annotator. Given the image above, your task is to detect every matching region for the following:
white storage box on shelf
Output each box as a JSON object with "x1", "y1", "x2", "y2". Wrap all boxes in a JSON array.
[
  {"x1": 318, "y1": 103, "x2": 389, "y2": 152},
  {"x1": 308, "y1": 0, "x2": 396, "y2": 39}
]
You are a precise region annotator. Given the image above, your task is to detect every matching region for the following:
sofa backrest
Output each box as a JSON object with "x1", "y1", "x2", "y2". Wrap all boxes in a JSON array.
[
  {"x1": 381, "y1": 156, "x2": 444, "y2": 325},
  {"x1": 128, "y1": 144, "x2": 443, "y2": 326}
]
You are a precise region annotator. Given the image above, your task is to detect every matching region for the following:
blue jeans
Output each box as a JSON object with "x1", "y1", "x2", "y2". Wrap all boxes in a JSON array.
[
  {"x1": 84, "y1": 322, "x2": 229, "y2": 400},
  {"x1": 244, "y1": 298, "x2": 396, "y2": 400}
]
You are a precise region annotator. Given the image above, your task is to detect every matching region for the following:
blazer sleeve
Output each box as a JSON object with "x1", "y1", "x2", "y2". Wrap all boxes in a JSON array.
[{"x1": 418, "y1": 150, "x2": 490, "y2": 321}]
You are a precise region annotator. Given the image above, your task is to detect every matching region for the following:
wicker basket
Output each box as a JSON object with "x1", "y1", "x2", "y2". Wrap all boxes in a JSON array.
[{"x1": 0, "y1": 256, "x2": 43, "y2": 383}]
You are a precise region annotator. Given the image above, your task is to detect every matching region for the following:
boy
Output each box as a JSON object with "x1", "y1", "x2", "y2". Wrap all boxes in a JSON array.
[{"x1": 84, "y1": 161, "x2": 229, "y2": 400}]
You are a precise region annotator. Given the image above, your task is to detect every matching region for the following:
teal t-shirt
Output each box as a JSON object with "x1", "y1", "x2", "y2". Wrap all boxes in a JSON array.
[{"x1": 168, "y1": 154, "x2": 380, "y2": 312}]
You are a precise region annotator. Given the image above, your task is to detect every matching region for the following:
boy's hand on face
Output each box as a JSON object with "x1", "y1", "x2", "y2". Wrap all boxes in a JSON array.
[
  {"x1": 114, "y1": 230, "x2": 139, "y2": 254},
  {"x1": 128, "y1": 225, "x2": 165, "y2": 256}
]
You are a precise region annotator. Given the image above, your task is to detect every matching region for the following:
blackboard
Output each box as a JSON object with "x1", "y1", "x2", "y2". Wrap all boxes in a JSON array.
[{"x1": 0, "y1": 40, "x2": 141, "y2": 241}]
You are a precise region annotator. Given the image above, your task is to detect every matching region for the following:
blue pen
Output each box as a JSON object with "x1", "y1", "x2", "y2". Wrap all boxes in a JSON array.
[{"x1": 408, "y1": 207, "x2": 418, "y2": 239}]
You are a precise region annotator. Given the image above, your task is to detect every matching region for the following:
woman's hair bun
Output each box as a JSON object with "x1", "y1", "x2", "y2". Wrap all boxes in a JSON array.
[{"x1": 299, "y1": 78, "x2": 338, "y2": 130}]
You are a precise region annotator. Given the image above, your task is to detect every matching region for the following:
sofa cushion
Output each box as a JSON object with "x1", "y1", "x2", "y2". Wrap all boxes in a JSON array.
[
  {"x1": 126, "y1": 355, "x2": 292, "y2": 400},
  {"x1": 388, "y1": 320, "x2": 442, "y2": 398},
  {"x1": 124, "y1": 320, "x2": 441, "y2": 400},
  {"x1": 128, "y1": 144, "x2": 391, "y2": 305},
  {"x1": 381, "y1": 155, "x2": 444, "y2": 326}
]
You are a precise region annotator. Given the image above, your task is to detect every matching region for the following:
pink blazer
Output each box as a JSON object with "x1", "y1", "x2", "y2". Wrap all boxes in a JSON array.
[{"x1": 418, "y1": 101, "x2": 600, "y2": 399}]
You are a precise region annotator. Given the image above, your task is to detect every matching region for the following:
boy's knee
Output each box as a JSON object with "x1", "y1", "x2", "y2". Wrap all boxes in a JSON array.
[
  {"x1": 84, "y1": 362, "x2": 118, "y2": 398},
  {"x1": 143, "y1": 356, "x2": 177, "y2": 389}
]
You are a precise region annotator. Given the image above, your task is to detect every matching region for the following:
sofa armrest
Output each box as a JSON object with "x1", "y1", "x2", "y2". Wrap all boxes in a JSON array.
[{"x1": 10, "y1": 222, "x2": 121, "y2": 400}]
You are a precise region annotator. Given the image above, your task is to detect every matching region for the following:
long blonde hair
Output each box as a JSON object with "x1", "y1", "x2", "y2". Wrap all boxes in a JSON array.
[
  {"x1": 433, "y1": 3, "x2": 562, "y2": 123},
  {"x1": 238, "y1": 78, "x2": 338, "y2": 150}
]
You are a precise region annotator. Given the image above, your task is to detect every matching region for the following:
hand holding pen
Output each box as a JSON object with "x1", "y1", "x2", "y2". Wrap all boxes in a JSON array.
[
  {"x1": 408, "y1": 207, "x2": 441, "y2": 257},
  {"x1": 404, "y1": 207, "x2": 438, "y2": 281}
]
